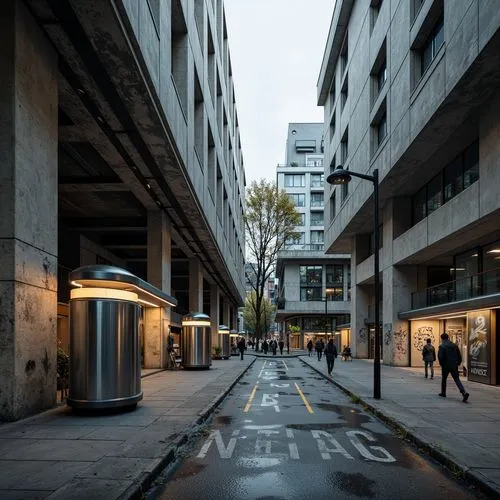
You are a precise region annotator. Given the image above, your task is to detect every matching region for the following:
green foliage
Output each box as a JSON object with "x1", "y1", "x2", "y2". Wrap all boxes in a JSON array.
[
  {"x1": 243, "y1": 291, "x2": 275, "y2": 334},
  {"x1": 57, "y1": 344, "x2": 69, "y2": 380},
  {"x1": 245, "y1": 179, "x2": 301, "y2": 339}
]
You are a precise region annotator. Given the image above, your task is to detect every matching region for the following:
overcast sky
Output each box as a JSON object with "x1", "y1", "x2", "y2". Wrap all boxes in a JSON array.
[{"x1": 224, "y1": 0, "x2": 335, "y2": 185}]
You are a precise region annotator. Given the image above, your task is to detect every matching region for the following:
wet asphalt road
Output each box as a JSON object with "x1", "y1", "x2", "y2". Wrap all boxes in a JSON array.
[{"x1": 147, "y1": 358, "x2": 483, "y2": 500}]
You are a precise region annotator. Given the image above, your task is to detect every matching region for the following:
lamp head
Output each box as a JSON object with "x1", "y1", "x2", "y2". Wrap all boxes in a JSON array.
[{"x1": 326, "y1": 165, "x2": 351, "y2": 185}]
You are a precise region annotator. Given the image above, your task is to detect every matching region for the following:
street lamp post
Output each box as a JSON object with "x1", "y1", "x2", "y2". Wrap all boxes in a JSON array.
[
  {"x1": 326, "y1": 166, "x2": 381, "y2": 399},
  {"x1": 324, "y1": 287, "x2": 334, "y2": 341}
]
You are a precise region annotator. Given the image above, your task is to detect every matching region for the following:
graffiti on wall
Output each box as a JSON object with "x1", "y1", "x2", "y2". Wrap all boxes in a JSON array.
[
  {"x1": 393, "y1": 328, "x2": 408, "y2": 356},
  {"x1": 413, "y1": 326, "x2": 435, "y2": 352},
  {"x1": 383, "y1": 323, "x2": 392, "y2": 346},
  {"x1": 358, "y1": 327, "x2": 367, "y2": 343}
]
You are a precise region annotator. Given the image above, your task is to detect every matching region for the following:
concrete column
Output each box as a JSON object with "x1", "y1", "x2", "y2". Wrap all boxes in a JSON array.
[
  {"x1": 144, "y1": 211, "x2": 172, "y2": 368},
  {"x1": 210, "y1": 284, "x2": 220, "y2": 348},
  {"x1": 380, "y1": 197, "x2": 417, "y2": 366},
  {"x1": 350, "y1": 236, "x2": 370, "y2": 358},
  {"x1": 382, "y1": 265, "x2": 417, "y2": 366},
  {"x1": 0, "y1": 1, "x2": 58, "y2": 421},
  {"x1": 189, "y1": 258, "x2": 204, "y2": 312},
  {"x1": 222, "y1": 297, "x2": 230, "y2": 327}
]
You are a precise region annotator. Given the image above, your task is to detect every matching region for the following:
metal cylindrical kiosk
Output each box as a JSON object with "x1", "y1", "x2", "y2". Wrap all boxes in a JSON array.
[
  {"x1": 67, "y1": 265, "x2": 177, "y2": 411},
  {"x1": 182, "y1": 312, "x2": 212, "y2": 369},
  {"x1": 230, "y1": 330, "x2": 239, "y2": 356},
  {"x1": 218, "y1": 325, "x2": 230, "y2": 359}
]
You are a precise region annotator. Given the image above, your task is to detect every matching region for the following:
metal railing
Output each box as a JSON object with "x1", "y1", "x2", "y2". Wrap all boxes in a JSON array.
[
  {"x1": 282, "y1": 243, "x2": 324, "y2": 251},
  {"x1": 411, "y1": 269, "x2": 500, "y2": 309}
]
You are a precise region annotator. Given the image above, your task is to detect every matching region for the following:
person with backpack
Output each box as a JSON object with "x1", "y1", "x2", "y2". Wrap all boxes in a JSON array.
[
  {"x1": 422, "y1": 338, "x2": 436, "y2": 379},
  {"x1": 324, "y1": 338, "x2": 338, "y2": 376}
]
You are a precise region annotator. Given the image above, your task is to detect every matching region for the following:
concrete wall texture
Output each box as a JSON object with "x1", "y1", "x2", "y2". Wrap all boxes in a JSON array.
[
  {"x1": 0, "y1": 0, "x2": 247, "y2": 420},
  {"x1": 318, "y1": 0, "x2": 500, "y2": 365}
]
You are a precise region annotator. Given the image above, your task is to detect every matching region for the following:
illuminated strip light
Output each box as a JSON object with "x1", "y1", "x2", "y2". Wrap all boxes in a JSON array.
[
  {"x1": 70, "y1": 287, "x2": 138, "y2": 303},
  {"x1": 182, "y1": 320, "x2": 211, "y2": 327},
  {"x1": 137, "y1": 298, "x2": 159, "y2": 307},
  {"x1": 70, "y1": 281, "x2": 83, "y2": 288}
]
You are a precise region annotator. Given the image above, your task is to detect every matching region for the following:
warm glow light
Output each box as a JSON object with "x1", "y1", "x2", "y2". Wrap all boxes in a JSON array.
[
  {"x1": 182, "y1": 320, "x2": 211, "y2": 327},
  {"x1": 70, "y1": 287, "x2": 138, "y2": 302},
  {"x1": 218, "y1": 330, "x2": 230, "y2": 334},
  {"x1": 487, "y1": 249, "x2": 500, "y2": 254},
  {"x1": 137, "y1": 298, "x2": 159, "y2": 307},
  {"x1": 70, "y1": 281, "x2": 83, "y2": 288}
]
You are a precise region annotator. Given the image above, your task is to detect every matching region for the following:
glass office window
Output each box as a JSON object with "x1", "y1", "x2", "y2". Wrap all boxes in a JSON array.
[
  {"x1": 284, "y1": 174, "x2": 305, "y2": 187},
  {"x1": 311, "y1": 174, "x2": 325, "y2": 187},
  {"x1": 412, "y1": 186, "x2": 427, "y2": 224},
  {"x1": 444, "y1": 156, "x2": 463, "y2": 202},
  {"x1": 463, "y1": 141, "x2": 479, "y2": 188},
  {"x1": 310, "y1": 211, "x2": 324, "y2": 226},
  {"x1": 427, "y1": 173, "x2": 443, "y2": 214},
  {"x1": 311, "y1": 193, "x2": 324, "y2": 207},
  {"x1": 289, "y1": 193, "x2": 305, "y2": 207}
]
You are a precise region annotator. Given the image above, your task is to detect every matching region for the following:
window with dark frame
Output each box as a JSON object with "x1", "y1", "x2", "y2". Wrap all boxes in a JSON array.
[
  {"x1": 377, "y1": 112, "x2": 387, "y2": 146},
  {"x1": 411, "y1": 141, "x2": 479, "y2": 226},
  {"x1": 326, "y1": 264, "x2": 344, "y2": 301},
  {"x1": 289, "y1": 193, "x2": 305, "y2": 207},
  {"x1": 377, "y1": 60, "x2": 387, "y2": 94},
  {"x1": 310, "y1": 211, "x2": 324, "y2": 226},
  {"x1": 284, "y1": 174, "x2": 305, "y2": 187},
  {"x1": 421, "y1": 17, "x2": 444, "y2": 75},
  {"x1": 330, "y1": 191, "x2": 336, "y2": 221},
  {"x1": 341, "y1": 77, "x2": 349, "y2": 111},
  {"x1": 300, "y1": 265, "x2": 323, "y2": 301}
]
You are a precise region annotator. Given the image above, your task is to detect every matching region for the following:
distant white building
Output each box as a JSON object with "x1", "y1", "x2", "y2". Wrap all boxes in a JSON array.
[{"x1": 275, "y1": 123, "x2": 351, "y2": 349}]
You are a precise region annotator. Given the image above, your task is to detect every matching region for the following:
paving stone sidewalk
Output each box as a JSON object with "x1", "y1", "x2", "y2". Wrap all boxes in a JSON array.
[
  {"x1": 301, "y1": 356, "x2": 500, "y2": 498},
  {"x1": 0, "y1": 357, "x2": 255, "y2": 500}
]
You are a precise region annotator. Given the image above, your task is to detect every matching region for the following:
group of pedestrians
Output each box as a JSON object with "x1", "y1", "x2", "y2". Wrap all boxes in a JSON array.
[
  {"x1": 421, "y1": 333, "x2": 469, "y2": 402},
  {"x1": 261, "y1": 339, "x2": 285, "y2": 356}
]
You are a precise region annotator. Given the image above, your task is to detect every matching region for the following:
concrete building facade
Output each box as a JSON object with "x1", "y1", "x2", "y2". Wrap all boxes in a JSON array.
[
  {"x1": 0, "y1": 0, "x2": 246, "y2": 420},
  {"x1": 275, "y1": 124, "x2": 350, "y2": 349},
  {"x1": 318, "y1": 0, "x2": 500, "y2": 385}
]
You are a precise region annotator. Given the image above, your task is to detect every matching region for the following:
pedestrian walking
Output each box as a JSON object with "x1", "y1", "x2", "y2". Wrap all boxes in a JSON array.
[
  {"x1": 324, "y1": 339, "x2": 338, "y2": 376},
  {"x1": 315, "y1": 339, "x2": 324, "y2": 361},
  {"x1": 278, "y1": 340, "x2": 284, "y2": 355},
  {"x1": 307, "y1": 340, "x2": 313, "y2": 357},
  {"x1": 262, "y1": 340, "x2": 269, "y2": 355},
  {"x1": 438, "y1": 333, "x2": 469, "y2": 402},
  {"x1": 237, "y1": 337, "x2": 246, "y2": 360},
  {"x1": 271, "y1": 340, "x2": 277, "y2": 356},
  {"x1": 422, "y1": 338, "x2": 436, "y2": 379}
]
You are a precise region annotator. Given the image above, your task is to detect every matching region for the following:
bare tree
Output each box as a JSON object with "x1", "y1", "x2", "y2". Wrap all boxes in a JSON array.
[{"x1": 245, "y1": 179, "x2": 301, "y2": 344}]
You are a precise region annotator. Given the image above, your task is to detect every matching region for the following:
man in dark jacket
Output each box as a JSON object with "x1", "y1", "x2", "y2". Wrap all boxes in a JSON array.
[
  {"x1": 324, "y1": 339, "x2": 338, "y2": 376},
  {"x1": 438, "y1": 333, "x2": 469, "y2": 402},
  {"x1": 237, "y1": 337, "x2": 246, "y2": 360}
]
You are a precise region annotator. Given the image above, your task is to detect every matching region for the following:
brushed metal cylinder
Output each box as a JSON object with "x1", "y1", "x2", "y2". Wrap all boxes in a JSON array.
[
  {"x1": 219, "y1": 333, "x2": 230, "y2": 359},
  {"x1": 182, "y1": 325, "x2": 212, "y2": 369},
  {"x1": 68, "y1": 299, "x2": 142, "y2": 409}
]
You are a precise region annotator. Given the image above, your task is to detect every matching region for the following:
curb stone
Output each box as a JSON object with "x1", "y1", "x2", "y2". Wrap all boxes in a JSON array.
[
  {"x1": 299, "y1": 357, "x2": 498, "y2": 499},
  {"x1": 120, "y1": 357, "x2": 256, "y2": 500}
]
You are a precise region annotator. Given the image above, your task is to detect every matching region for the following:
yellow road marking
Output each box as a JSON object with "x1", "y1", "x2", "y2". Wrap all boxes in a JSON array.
[
  {"x1": 282, "y1": 359, "x2": 289, "y2": 371},
  {"x1": 244, "y1": 382, "x2": 259, "y2": 413},
  {"x1": 258, "y1": 360, "x2": 267, "y2": 378},
  {"x1": 295, "y1": 382, "x2": 314, "y2": 414}
]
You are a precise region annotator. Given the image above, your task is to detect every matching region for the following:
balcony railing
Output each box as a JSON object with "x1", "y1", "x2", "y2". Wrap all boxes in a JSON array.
[
  {"x1": 282, "y1": 243, "x2": 324, "y2": 251},
  {"x1": 411, "y1": 269, "x2": 500, "y2": 309}
]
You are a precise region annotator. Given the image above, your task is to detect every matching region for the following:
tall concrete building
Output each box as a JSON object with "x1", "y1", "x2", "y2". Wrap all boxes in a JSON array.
[
  {"x1": 275, "y1": 123, "x2": 350, "y2": 349},
  {"x1": 318, "y1": 0, "x2": 500, "y2": 385},
  {"x1": 0, "y1": 0, "x2": 246, "y2": 420}
]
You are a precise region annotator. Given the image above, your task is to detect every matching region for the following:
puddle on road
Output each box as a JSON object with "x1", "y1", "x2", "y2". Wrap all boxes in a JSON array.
[
  {"x1": 287, "y1": 404, "x2": 372, "y2": 429},
  {"x1": 331, "y1": 472, "x2": 376, "y2": 498},
  {"x1": 169, "y1": 462, "x2": 206, "y2": 481},
  {"x1": 213, "y1": 415, "x2": 233, "y2": 425}
]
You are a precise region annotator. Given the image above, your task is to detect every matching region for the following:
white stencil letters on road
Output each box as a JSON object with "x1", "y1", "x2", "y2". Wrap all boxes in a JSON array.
[
  {"x1": 196, "y1": 429, "x2": 240, "y2": 459},
  {"x1": 346, "y1": 430, "x2": 396, "y2": 462},
  {"x1": 261, "y1": 393, "x2": 280, "y2": 412},
  {"x1": 311, "y1": 430, "x2": 354, "y2": 460}
]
